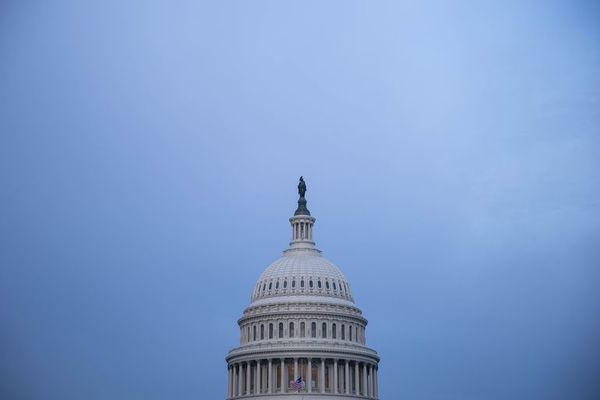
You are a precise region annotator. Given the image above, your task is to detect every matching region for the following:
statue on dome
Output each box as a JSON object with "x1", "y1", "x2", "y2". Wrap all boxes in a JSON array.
[{"x1": 298, "y1": 176, "x2": 306, "y2": 198}]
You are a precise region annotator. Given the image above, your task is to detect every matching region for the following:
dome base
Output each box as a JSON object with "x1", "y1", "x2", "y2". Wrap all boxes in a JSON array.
[{"x1": 233, "y1": 394, "x2": 376, "y2": 399}]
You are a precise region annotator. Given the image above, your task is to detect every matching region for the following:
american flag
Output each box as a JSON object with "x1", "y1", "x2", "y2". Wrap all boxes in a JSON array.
[{"x1": 290, "y1": 377, "x2": 304, "y2": 391}]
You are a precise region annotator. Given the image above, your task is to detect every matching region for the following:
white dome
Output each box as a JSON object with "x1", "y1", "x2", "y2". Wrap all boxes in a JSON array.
[
  {"x1": 251, "y1": 247, "x2": 354, "y2": 305},
  {"x1": 226, "y1": 179, "x2": 380, "y2": 400}
]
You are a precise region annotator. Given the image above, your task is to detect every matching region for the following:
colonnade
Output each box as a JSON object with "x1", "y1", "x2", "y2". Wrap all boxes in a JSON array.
[{"x1": 227, "y1": 357, "x2": 378, "y2": 398}]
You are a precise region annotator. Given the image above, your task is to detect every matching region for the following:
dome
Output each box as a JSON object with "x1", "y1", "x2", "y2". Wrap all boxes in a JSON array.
[
  {"x1": 251, "y1": 247, "x2": 354, "y2": 305},
  {"x1": 226, "y1": 178, "x2": 380, "y2": 400}
]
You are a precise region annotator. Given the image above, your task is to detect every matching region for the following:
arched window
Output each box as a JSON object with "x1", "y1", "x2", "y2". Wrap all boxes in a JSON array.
[
  {"x1": 300, "y1": 322, "x2": 306, "y2": 337},
  {"x1": 279, "y1": 323, "x2": 284, "y2": 338},
  {"x1": 301, "y1": 280, "x2": 305, "y2": 288},
  {"x1": 289, "y1": 322, "x2": 295, "y2": 338},
  {"x1": 333, "y1": 282, "x2": 337, "y2": 290},
  {"x1": 261, "y1": 324, "x2": 265, "y2": 340},
  {"x1": 326, "y1": 281, "x2": 330, "y2": 289},
  {"x1": 292, "y1": 280, "x2": 296, "y2": 288},
  {"x1": 311, "y1": 322, "x2": 316, "y2": 338},
  {"x1": 341, "y1": 324, "x2": 345, "y2": 340},
  {"x1": 253, "y1": 325, "x2": 257, "y2": 341},
  {"x1": 269, "y1": 323, "x2": 273, "y2": 339},
  {"x1": 268, "y1": 282, "x2": 272, "y2": 290},
  {"x1": 283, "y1": 280, "x2": 287, "y2": 288},
  {"x1": 263, "y1": 283, "x2": 266, "y2": 291},
  {"x1": 332, "y1": 323, "x2": 337, "y2": 339},
  {"x1": 349, "y1": 326, "x2": 353, "y2": 341},
  {"x1": 322, "y1": 322, "x2": 327, "y2": 338},
  {"x1": 317, "y1": 280, "x2": 322, "y2": 288},
  {"x1": 275, "y1": 281, "x2": 279, "y2": 289},
  {"x1": 247, "y1": 327, "x2": 250, "y2": 342},
  {"x1": 309, "y1": 280, "x2": 313, "y2": 288}
]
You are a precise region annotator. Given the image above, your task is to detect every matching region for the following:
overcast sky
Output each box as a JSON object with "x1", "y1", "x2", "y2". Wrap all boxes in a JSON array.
[{"x1": 1, "y1": 1, "x2": 599, "y2": 399}]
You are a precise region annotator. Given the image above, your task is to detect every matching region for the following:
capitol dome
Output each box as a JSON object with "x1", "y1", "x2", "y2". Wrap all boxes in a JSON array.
[{"x1": 226, "y1": 177, "x2": 380, "y2": 399}]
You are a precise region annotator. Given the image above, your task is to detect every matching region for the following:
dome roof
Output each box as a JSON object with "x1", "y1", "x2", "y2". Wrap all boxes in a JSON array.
[{"x1": 251, "y1": 247, "x2": 354, "y2": 306}]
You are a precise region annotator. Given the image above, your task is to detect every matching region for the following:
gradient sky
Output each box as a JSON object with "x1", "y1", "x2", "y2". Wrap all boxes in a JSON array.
[{"x1": 1, "y1": 1, "x2": 599, "y2": 399}]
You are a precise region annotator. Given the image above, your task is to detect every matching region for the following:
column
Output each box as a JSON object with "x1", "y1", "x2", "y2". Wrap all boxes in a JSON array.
[
  {"x1": 244, "y1": 362, "x2": 249, "y2": 395},
  {"x1": 233, "y1": 365, "x2": 237, "y2": 397},
  {"x1": 345, "y1": 361, "x2": 350, "y2": 394},
  {"x1": 367, "y1": 366, "x2": 371, "y2": 397},
  {"x1": 374, "y1": 367, "x2": 378, "y2": 398},
  {"x1": 232, "y1": 364, "x2": 237, "y2": 397},
  {"x1": 354, "y1": 362, "x2": 360, "y2": 395},
  {"x1": 333, "y1": 359, "x2": 338, "y2": 394},
  {"x1": 240, "y1": 363, "x2": 244, "y2": 395},
  {"x1": 320, "y1": 359, "x2": 325, "y2": 393},
  {"x1": 256, "y1": 360, "x2": 261, "y2": 394},
  {"x1": 294, "y1": 358, "x2": 298, "y2": 381},
  {"x1": 371, "y1": 365, "x2": 376, "y2": 397},
  {"x1": 227, "y1": 366, "x2": 231, "y2": 398},
  {"x1": 268, "y1": 359, "x2": 273, "y2": 394},
  {"x1": 281, "y1": 358, "x2": 285, "y2": 393},
  {"x1": 232, "y1": 365, "x2": 236, "y2": 397},
  {"x1": 307, "y1": 358, "x2": 312, "y2": 393},
  {"x1": 232, "y1": 365, "x2": 236, "y2": 398},
  {"x1": 362, "y1": 363, "x2": 367, "y2": 396},
  {"x1": 237, "y1": 364, "x2": 241, "y2": 397}
]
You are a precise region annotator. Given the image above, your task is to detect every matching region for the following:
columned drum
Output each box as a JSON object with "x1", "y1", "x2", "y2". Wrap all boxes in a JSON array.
[{"x1": 226, "y1": 178, "x2": 380, "y2": 399}]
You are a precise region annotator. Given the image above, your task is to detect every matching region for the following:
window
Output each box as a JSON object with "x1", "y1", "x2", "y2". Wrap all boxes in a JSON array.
[
  {"x1": 300, "y1": 322, "x2": 305, "y2": 337},
  {"x1": 289, "y1": 322, "x2": 294, "y2": 338},
  {"x1": 326, "y1": 281, "x2": 330, "y2": 289},
  {"x1": 279, "y1": 323, "x2": 284, "y2": 338},
  {"x1": 322, "y1": 322, "x2": 327, "y2": 338},
  {"x1": 283, "y1": 280, "x2": 287, "y2": 288},
  {"x1": 247, "y1": 327, "x2": 250, "y2": 342},
  {"x1": 301, "y1": 280, "x2": 304, "y2": 288},
  {"x1": 261, "y1": 324, "x2": 265, "y2": 340},
  {"x1": 263, "y1": 283, "x2": 266, "y2": 291},
  {"x1": 317, "y1": 280, "x2": 322, "y2": 288},
  {"x1": 269, "y1": 323, "x2": 273, "y2": 339},
  {"x1": 349, "y1": 326, "x2": 353, "y2": 341},
  {"x1": 311, "y1": 322, "x2": 316, "y2": 338},
  {"x1": 333, "y1": 282, "x2": 337, "y2": 290},
  {"x1": 253, "y1": 325, "x2": 257, "y2": 341},
  {"x1": 275, "y1": 281, "x2": 279, "y2": 289},
  {"x1": 292, "y1": 280, "x2": 296, "y2": 288},
  {"x1": 269, "y1": 282, "x2": 272, "y2": 290},
  {"x1": 309, "y1": 280, "x2": 313, "y2": 288},
  {"x1": 341, "y1": 324, "x2": 345, "y2": 340},
  {"x1": 332, "y1": 323, "x2": 337, "y2": 339}
]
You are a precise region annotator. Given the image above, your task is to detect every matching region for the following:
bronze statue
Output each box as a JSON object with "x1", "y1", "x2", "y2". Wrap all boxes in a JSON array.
[
  {"x1": 298, "y1": 176, "x2": 306, "y2": 198},
  {"x1": 294, "y1": 176, "x2": 310, "y2": 216}
]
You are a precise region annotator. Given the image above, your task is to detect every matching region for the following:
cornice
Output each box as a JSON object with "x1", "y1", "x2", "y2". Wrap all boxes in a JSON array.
[{"x1": 226, "y1": 342, "x2": 380, "y2": 364}]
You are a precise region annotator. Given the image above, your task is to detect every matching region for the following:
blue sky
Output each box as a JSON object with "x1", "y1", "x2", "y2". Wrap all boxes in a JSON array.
[{"x1": 1, "y1": 1, "x2": 599, "y2": 399}]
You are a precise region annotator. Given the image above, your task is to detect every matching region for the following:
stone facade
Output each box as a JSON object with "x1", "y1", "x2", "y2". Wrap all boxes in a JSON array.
[{"x1": 226, "y1": 185, "x2": 380, "y2": 399}]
